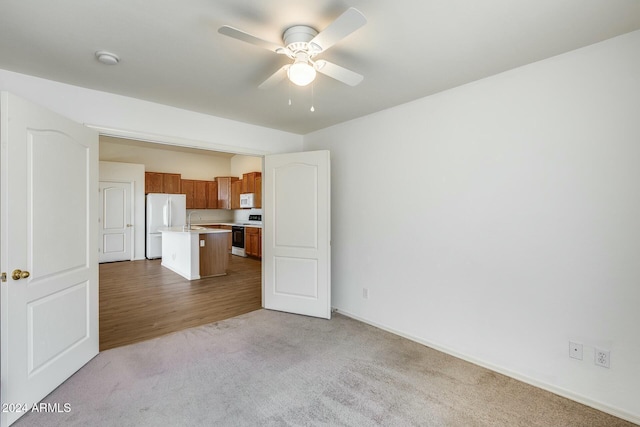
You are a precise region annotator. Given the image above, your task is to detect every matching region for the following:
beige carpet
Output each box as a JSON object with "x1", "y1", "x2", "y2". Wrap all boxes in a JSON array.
[{"x1": 16, "y1": 310, "x2": 635, "y2": 426}]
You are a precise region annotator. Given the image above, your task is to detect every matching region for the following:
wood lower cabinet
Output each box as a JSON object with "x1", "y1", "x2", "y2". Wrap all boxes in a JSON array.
[
  {"x1": 199, "y1": 233, "x2": 229, "y2": 277},
  {"x1": 221, "y1": 225, "x2": 232, "y2": 252},
  {"x1": 245, "y1": 227, "x2": 261, "y2": 259},
  {"x1": 145, "y1": 172, "x2": 181, "y2": 194}
]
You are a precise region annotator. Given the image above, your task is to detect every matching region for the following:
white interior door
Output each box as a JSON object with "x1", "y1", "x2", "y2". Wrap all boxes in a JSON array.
[
  {"x1": 99, "y1": 181, "x2": 132, "y2": 263},
  {"x1": 263, "y1": 150, "x2": 331, "y2": 319},
  {"x1": 0, "y1": 92, "x2": 99, "y2": 427}
]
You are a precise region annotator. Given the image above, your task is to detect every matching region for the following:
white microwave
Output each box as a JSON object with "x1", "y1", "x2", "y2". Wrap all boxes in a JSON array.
[{"x1": 239, "y1": 193, "x2": 255, "y2": 208}]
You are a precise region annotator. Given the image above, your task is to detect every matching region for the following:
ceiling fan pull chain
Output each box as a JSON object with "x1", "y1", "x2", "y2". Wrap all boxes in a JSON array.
[
  {"x1": 288, "y1": 80, "x2": 292, "y2": 106},
  {"x1": 310, "y1": 82, "x2": 315, "y2": 112}
]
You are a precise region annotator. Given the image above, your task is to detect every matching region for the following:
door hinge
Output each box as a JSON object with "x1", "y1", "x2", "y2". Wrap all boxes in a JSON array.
[{"x1": 1, "y1": 272, "x2": 6, "y2": 282}]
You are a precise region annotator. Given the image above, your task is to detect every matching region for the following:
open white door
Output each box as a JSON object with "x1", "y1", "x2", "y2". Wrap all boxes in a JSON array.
[
  {"x1": 99, "y1": 181, "x2": 133, "y2": 263},
  {"x1": 263, "y1": 150, "x2": 331, "y2": 319},
  {"x1": 0, "y1": 92, "x2": 99, "y2": 426}
]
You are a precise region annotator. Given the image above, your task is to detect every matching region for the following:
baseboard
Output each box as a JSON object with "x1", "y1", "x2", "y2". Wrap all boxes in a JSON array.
[{"x1": 333, "y1": 308, "x2": 640, "y2": 426}]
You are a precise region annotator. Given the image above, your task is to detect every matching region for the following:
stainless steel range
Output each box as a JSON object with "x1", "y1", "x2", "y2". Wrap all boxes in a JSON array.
[{"x1": 231, "y1": 214, "x2": 262, "y2": 257}]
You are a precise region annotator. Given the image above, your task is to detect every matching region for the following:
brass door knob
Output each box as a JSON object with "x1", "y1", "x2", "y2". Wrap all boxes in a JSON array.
[{"x1": 11, "y1": 269, "x2": 30, "y2": 280}]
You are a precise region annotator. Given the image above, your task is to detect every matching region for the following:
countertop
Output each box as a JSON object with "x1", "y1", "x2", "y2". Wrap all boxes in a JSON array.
[
  {"x1": 159, "y1": 226, "x2": 232, "y2": 234},
  {"x1": 193, "y1": 222, "x2": 263, "y2": 229}
]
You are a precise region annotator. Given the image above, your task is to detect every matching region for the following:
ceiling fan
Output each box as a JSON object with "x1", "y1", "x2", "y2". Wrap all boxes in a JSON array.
[{"x1": 218, "y1": 7, "x2": 367, "y2": 89}]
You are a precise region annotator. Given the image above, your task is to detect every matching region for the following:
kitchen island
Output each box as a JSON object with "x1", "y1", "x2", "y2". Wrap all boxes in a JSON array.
[{"x1": 159, "y1": 226, "x2": 231, "y2": 280}]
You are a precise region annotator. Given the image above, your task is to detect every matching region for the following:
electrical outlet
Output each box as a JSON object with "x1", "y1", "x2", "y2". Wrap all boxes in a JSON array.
[
  {"x1": 569, "y1": 342, "x2": 583, "y2": 360},
  {"x1": 362, "y1": 288, "x2": 369, "y2": 299},
  {"x1": 595, "y1": 349, "x2": 610, "y2": 368}
]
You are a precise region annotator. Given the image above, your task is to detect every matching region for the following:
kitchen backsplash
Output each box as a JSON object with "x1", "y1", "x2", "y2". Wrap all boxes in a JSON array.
[
  {"x1": 233, "y1": 208, "x2": 263, "y2": 223},
  {"x1": 187, "y1": 208, "x2": 263, "y2": 224}
]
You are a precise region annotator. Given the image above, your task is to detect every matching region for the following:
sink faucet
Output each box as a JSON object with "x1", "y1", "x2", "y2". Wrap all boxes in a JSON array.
[{"x1": 187, "y1": 211, "x2": 200, "y2": 230}]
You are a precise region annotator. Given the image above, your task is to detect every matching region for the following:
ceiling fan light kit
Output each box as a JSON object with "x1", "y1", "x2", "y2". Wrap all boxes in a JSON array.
[
  {"x1": 288, "y1": 59, "x2": 316, "y2": 86},
  {"x1": 218, "y1": 7, "x2": 367, "y2": 91}
]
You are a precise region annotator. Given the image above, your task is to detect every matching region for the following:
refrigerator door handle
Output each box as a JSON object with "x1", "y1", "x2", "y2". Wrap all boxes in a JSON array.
[
  {"x1": 163, "y1": 203, "x2": 169, "y2": 227},
  {"x1": 168, "y1": 199, "x2": 172, "y2": 226}
]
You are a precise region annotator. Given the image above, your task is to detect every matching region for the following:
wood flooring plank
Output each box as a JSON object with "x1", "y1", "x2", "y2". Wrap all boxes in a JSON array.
[{"x1": 99, "y1": 256, "x2": 262, "y2": 351}]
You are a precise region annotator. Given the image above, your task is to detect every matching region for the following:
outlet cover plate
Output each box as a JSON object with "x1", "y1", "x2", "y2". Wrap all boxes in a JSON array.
[{"x1": 595, "y1": 348, "x2": 611, "y2": 368}]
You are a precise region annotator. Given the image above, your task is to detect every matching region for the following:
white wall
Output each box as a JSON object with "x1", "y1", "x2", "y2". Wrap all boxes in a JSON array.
[
  {"x1": 304, "y1": 30, "x2": 640, "y2": 423},
  {"x1": 0, "y1": 69, "x2": 303, "y2": 155},
  {"x1": 99, "y1": 161, "x2": 146, "y2": 260}
]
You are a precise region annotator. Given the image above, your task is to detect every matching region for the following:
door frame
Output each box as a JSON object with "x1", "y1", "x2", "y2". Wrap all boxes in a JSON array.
[
  {"x1": 98, "y1": 180, "x2": 135, "y2": 263},
  {"x1": 90, "y1": 126, "x2": 276, "y2": 302}
]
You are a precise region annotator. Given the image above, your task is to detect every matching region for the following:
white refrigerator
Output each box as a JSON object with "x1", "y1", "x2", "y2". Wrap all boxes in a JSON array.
[{"x1": 146, "y1": 193, "x2": 187, "y2": 259}]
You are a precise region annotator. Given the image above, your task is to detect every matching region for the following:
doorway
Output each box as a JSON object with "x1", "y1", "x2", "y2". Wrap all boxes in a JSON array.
[{"x1": 98, "y1": 136, "x2": 265, "y2": 349}]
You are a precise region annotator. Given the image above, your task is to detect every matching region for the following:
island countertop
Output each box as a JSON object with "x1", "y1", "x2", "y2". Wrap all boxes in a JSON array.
[
  {"x1": 159, "y1": 227, "x2": 230, "y2": 280},
  {"x1": 159, "y1": 226, "x2": 232, "y2": 234}
]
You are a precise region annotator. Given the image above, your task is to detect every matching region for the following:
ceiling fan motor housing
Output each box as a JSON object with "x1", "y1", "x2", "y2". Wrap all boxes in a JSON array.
[{"x1": 283, "y1": 25, "x2": 318, "y2": 53}]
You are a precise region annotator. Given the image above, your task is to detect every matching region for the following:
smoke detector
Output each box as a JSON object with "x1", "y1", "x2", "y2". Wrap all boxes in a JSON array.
[{"x1": 95, "y1": 51, "x2": 120, "y2": 65}]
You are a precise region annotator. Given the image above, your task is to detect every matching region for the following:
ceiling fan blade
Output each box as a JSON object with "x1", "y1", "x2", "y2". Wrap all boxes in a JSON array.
[
  {"x1": 218, "y1": 25, "x2": 284, "y2": 53},
  {"x1": 315, "y1": 60, "x2": 363, "y2": 86},
  {"x1": 309, "y1": 7, "x2": 367, "y2": 53},
  {"x1": 258, "y1": 64, "x2": 290, "y2": 89}
]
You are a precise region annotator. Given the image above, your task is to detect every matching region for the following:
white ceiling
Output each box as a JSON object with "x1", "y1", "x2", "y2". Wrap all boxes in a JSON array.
[{"x1": 1, "y1": 0, "x2": 639, "y2": 135}]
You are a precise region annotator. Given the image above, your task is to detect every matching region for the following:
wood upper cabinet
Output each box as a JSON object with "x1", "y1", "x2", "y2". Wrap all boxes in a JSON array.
[
  {"x1": 254, "y1": 175, "x2": 262, "y2": 208},
  {"x1": 145, "y1": 172, "x2": 182, "y2": 194},
  {"x1": 231, "y1": 179, "x2": 242, "y2": 210},
  {"x1": 182, "y1": 179, "x2": 209, "y2": 209},
  {"x1": 163, "y1": 173, "x2": 182, "y2": 194},
  {"x1": 245, "y1": 227, "x2": 261, "y2": 259},
  {"x1": 145, "y1": 172, "x2": 163, "y2": 193},
  {"x1": 206, "y1": 181, "x2": 218, "y2": 209},
  {"x1": 181, "y1": 179, "x2": 195, "y2": 208},
  {"x1": 241, "y1": 172, "x2": 261, "y2": 194},
  {"x1": 194, "y1": 180, "x2": 207, "y2": 208},
  {"x1": 216, "y1": 176, "x2": 239, "y2": 210}
]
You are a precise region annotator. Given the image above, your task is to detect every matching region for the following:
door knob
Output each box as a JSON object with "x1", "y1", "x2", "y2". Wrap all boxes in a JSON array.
[
  {"x1": 126, "y1": 224, "x2": 133, "y2": 227},
  {"x1": 11, "y1": 269, "x2": 30, "y2": 280}
]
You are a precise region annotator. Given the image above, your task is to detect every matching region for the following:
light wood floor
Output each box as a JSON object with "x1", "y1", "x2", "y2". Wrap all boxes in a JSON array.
[{"x1": 99, "y1": 255, "x2": 262, "y2": 351}]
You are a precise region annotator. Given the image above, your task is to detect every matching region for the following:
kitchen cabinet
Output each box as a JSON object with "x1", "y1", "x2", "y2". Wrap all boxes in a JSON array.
[
  {"x1": 254, "y1": 175, "x2": 262, "y2": 208},
  {"x1": 163, "y1": 174, "x2": 182, "y2": 194},
  {"x1": 181, "y1": 179, "x2": 209, "y2": 209},
  {"x1": 216, "y1": 176, "x2": 239, "y2": 210},
  {"x1": 231, "y1": 179, "x2": 242, "y2": 210},
  {"x1": 199, "y1": 233, "x2": 229, "y2": 278},
  {"x1": 241, "y1": 172, "x2": 261, "y2": 194},
  {"x1": 145, "y1": 172, "x2": 182, "y2": 194},
  {"x1": 208, "y1": 225, "x2": 233, "y2": 252},
  {"x1": 206, "y1": 181, "x2": 218, "y2": 209},
  {"x1": 159, "y1": 227, "x2": 230, "y2": 279},
  {"x1": 194, "y1": 180, "x2": 207, "y2": 208},
  {"x1": 245, "y1": 227, "x2": 261, "y2": 259},
  {"x1": 181, "y1": 179, "x2": 195, "y2": 208},
  {"x1": 221, "y1": 225, "x2": 233, "y2": 252}
]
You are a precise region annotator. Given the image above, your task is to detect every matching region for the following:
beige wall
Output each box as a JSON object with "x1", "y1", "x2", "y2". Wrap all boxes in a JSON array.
[
  {"x1": 99, "y1": 136, "x2": 234, "y2": 180},
  {"x1": 231, "y1": 154, "x2": 262, "y2": 177}
]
